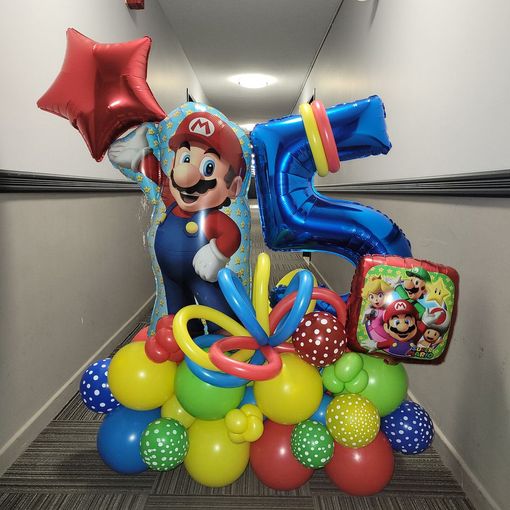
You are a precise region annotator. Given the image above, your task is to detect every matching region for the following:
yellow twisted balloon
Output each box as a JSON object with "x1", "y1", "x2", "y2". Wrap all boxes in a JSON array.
[{"x1": 173, "y1": 254, "x2": 273, "y2": 370}]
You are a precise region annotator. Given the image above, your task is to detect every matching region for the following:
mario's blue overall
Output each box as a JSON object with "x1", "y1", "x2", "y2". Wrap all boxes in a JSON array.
[{"x1": 154, "y1": 203, "x2": 236, "y2": 333}]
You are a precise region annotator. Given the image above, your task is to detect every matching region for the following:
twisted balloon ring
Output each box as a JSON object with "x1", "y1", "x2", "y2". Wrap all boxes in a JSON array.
[{"x1": 173, "y1": 254, "x2": 347, "y2": 387}]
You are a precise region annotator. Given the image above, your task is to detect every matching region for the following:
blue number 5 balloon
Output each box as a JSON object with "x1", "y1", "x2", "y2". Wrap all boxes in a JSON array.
[{"x1": 251, "y1": 96, "x2": 412, "y2": 266}]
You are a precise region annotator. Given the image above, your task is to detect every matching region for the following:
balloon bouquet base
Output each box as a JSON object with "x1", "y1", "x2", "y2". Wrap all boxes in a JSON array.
[
  {"x1": 39, "y1": 29, "x2": 459, "y2": 497},
  {"x1": 80, "y1": 253, "x2": 439, "y2": 495}
]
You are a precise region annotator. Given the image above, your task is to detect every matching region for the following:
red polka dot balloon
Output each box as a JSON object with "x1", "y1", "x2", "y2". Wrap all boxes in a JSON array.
[{"x1": 292, "y1": 312, "x2": 347, "y2": 367}]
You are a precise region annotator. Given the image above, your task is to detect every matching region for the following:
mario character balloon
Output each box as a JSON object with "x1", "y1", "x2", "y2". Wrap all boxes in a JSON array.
[
  {"x1": 108, "y1": 103, "x2": 252, "y2": 335},
  {"x1": 347, "y1": 255, "x2": 459, "y2": 362}
]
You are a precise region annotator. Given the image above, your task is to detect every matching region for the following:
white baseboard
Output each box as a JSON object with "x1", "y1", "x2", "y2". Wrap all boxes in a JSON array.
[
  {"x1": 309, "y1": 258, "x2": 499, "y2": 510},
  {"x1": 0, "y1": 294, "x2": 155, "y2": 476},
  {"x1": 407, "y1": 390, "x2": 500, "y2": 510}
]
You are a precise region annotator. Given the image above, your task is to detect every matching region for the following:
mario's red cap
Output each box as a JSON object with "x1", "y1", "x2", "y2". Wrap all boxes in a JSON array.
[
  {"x1": 169, "y1": 112, "x2": 246, "y2": 178},
  {"x1": 383, "y1": 300, "x2": 418, "y2": 323}
]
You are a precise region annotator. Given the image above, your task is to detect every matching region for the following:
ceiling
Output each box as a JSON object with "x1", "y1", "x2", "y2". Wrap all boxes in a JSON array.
[{"x1": 158, "y1": 0, "x2": 342, "y2": 126}]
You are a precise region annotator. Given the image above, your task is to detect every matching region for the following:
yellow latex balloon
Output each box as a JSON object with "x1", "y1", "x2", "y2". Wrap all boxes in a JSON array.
[
  {"x1": 326, "y1": 393, "x2": 380, "y2": 448},
  {"x1": 225, "y1": 409, "x2": 247, "y2": 434},
  {"x1": 244, "y1": 416, "x2": 264, "y2": 442},
  {"x1": 108, "y1": 342, "x2": 176, "y2": 410},
  {"x1": 173, "y1": 305, "x2": 252, "y2": 371},
  {"x1": 299, "y1": 102, "x2": 329, "y2": 177},
  {"x1": 224, "y1": 404, "x2": 264, "y2": 443},
  {"x1": 161, "y1": 394, "x2": 195, "y2": 429},
  {"x1": 241, "y1": 404, "x2": 263, "y2": 421},
  {"x1": 253, "y1": 353, "x2": 323, "y2": 425},
  {"x1": 252, "y1": 253, "x2": 271, "y2": 335},
  {"x1": 185, "y1": 419, "x2": 249, "y2": 487},
  {"x1": 276, "y1": 269, "x2": 317, "y2": 314}
]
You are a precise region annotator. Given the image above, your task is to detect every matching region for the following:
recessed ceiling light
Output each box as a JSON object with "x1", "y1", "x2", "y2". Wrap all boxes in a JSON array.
[{"x1": 229, "y1": 73, "x2": 277, "y2": 89}]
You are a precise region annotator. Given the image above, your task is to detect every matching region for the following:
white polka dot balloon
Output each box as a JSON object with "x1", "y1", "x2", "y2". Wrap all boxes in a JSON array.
[
  {"x1": 381, "y1": 400, "x2": 434, "y2": 454},
  {"x1": 326, "y1": 394, "x2": 380, "y2": 448},
  {"x1": 291, "y1": 312, "x2": 347, "y2": 367},
  {"x1": 79, "y1": 358, "x2": 119, "y2": 414},
  {"x1": 140, "y1": 418, "x2": 189, "y2": 470}
]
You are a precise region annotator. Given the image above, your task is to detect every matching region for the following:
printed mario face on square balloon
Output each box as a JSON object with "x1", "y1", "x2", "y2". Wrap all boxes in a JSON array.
[
  {"x1": 168, "y1": 112, "x2": 245, "y2": 212},
  {"x1": 383, "y1": 300, "x2": 419, "y2": 343}
]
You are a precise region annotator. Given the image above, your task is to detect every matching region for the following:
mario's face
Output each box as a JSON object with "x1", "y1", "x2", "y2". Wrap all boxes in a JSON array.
[
  {"x1": 403, "y1": 277, "x2": 426, "y2": 300},
  {"x1": 368, "y1": 292, "x2": 385, "y2": 308},
  {"x1": 170, "y1": 141, "x2": 242, "y2": 212},
  {"x1": 423, "y1": 328, "x2": 441, "y2": 344},
  {"x1": 383, "y1": 313, "x2": 417, "y2": 343}
]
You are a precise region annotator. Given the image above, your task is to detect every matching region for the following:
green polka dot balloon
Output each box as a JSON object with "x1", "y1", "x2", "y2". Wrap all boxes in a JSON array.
[
  {"x1": 291, "y1": 419, "x2": 334, "y2": 469},
  {"x1": 326, "y1": 393, "x2": 380, "y2": 448},
  {"x1": 140, "y1": 418, "x2": 189, "y2": 471}
]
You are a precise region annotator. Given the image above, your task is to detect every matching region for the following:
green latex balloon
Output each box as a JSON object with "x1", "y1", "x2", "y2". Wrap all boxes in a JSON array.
[
  {"x1": 344, "y1": 368, "x2": 368, "y2": 393},
  {"x1": 174, "y1": 362, "x2": 245, "y2": 420},
  {"x1": 321, "y1": 353, "x2": 407, "y2": 417},
  {"x1": 291, "y1": 419, "x2": 334, "y2": 469},
  {"x1": 322, "y1": 365, "x2": 345, "y2": 393},
  {"x1": 140, "y1": 418, "x2": 188, "y2": 471},
  {"x1": 355, "y1": 354, "x2": 408, "y2": 417},
  {"x1": 334, "y1": 352, "x2": 364, "y2": 381}
]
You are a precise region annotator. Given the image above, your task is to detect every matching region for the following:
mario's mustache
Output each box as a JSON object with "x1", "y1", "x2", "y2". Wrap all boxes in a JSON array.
[
  {"x1": 389, "y1": 323, "x2": 416, "y2": 336},
  {"x1": 171, "y1": 171, "x2": 217, "y2": 195}
]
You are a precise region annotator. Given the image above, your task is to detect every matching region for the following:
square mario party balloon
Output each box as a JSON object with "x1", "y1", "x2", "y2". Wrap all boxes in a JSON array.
[{"x1": 347, "y1": 255, "x2": 459, "y2": 362}]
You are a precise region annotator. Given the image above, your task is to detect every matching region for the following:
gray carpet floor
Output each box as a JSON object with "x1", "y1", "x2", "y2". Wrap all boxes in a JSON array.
[{"x1": 0, "y1": 206, "x2": 474, "y2": 510}]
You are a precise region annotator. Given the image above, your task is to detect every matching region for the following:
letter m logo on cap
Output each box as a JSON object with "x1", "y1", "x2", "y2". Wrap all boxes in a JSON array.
[
  {"x1": 395, "y1": 301, "x2": 407, "y2": 311},
  {"x1": 189, "y1": 117, "x2": 215, "y2": 137}
]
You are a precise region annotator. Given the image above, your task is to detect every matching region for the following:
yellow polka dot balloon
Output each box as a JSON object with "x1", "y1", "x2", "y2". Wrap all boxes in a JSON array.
[{"x1": 326, "y1": 394, "x2": 380, "y2": 448}]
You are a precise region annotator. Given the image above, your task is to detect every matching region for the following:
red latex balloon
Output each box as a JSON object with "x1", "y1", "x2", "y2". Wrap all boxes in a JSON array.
[
  {"x1": 250, "y1": 421, "x2": 313, "y2": 490},
  {"x1": 144, "y1": 314, "x2": 184, "y2": 363},
  {"x1": 37, "y1": 28, "x2": 166, "y2": 161},
  {"x1": 325, "y1": 432, "x2": 394, "y2": 496},
  {"x1": 144, "y1": 335, "x2": 169, "y2": 363},
  {"x1": 132, "y1": 326, "x2": 149, "y2": 342},
  {"x1": 155, "y1": 327, "x2": 184, "y2": 363},
  {"x1": 156, "y1": 314, "x2": 175, "y2": 332},
  {"x1": 292, "y1": 312, "x2": 347, "y2": 367}
]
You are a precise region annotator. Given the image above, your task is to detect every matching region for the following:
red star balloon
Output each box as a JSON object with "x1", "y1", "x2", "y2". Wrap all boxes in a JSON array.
[{"x1": 37, "y1": 28, "x2": 166, "y2": 161}]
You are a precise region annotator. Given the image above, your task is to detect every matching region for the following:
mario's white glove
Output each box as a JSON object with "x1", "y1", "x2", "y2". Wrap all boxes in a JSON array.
[
  {"x1": 193, "y1": 239, "x2": 229, "y2": 283},
  {"x1": 364, "y1": 338, "x2": 379, "y2": 353},
  {"x1": 108, "y1": 124, "x2": 151, "y2": 169}
]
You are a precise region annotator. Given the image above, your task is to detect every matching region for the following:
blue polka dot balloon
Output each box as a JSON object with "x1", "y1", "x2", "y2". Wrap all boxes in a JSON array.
[
  {"x1": 80, "y1": 358, "x2": 119, "y2": 413},
  {"x1": 381, "y1": 400, "x2": 434, "y2": 454}
]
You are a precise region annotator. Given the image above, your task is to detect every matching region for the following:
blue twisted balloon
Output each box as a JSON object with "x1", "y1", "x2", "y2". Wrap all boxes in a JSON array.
[{"x1": 218, "y1": 268, "x2": 313, "y2": 347}]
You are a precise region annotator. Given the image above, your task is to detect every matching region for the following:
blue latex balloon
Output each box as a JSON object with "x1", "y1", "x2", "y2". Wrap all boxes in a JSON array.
[
  {"x1": 97, "y1": 406, "x2": 160, "y2": 474},
  {"x1": 80, "y1": 358, "x2": 119, "y2": 414},
  {"x1": 269, "y1": 270, "x2": 313, "y2": 346},
  {"x1": 218, "y1": 268, "x2": 269, "y2": 344},
  {"x1": 251, "y1": 96, "x2": 412, "y2": 268},
  {"x1": 381, "y1": 400, "x2": 434, "y2": 454},
  {"x1": 310, "y1": 393, "x2": 333, "y2": 425},
  {"x1": 271, "y1": 283, "x2": 340, "y2": 315},
  {"x1": 240, "y1": 386, "x2": 257, "y2": 407}
]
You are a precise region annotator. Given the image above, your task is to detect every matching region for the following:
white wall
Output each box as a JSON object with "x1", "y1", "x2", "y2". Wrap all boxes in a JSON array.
[
  {"x1": 297, "y1": 2, "x2": 510, "y2": 509},
  {"x1": 311, "y1": 195, "x2": 510, "y2": 510},
  {"x1": 0, "y1": 0, "x2": 207, "y2": 474},
  {"x1": 296, "y1": 0, "x2": 510, "y2": 184},
  {"x1": 0, "y1": 0, "x2": 206, "y2": 180}
]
